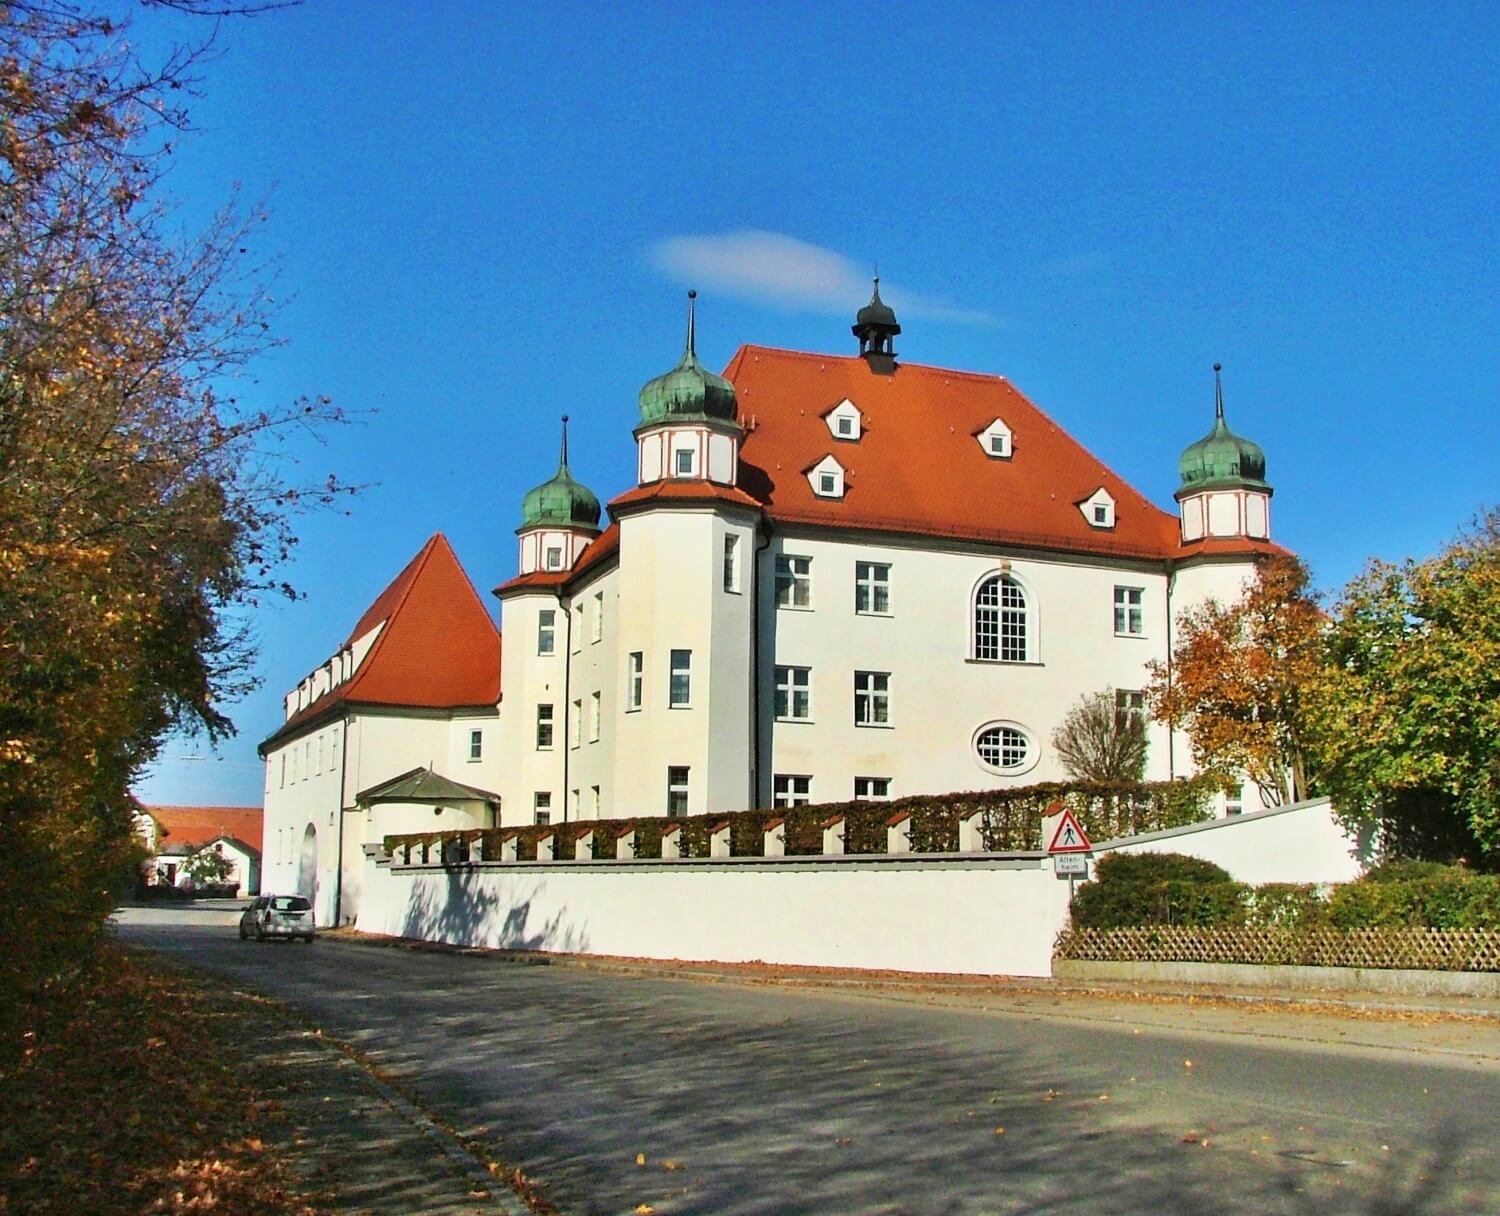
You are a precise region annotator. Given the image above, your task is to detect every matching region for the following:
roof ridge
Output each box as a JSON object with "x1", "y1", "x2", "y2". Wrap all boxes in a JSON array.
[
  {"x1": 728, "y1": 344, "x2": 1011, "y2": 386},
  {"x1": 345, "y1": 533, "x2": 445, "y2": 698}
]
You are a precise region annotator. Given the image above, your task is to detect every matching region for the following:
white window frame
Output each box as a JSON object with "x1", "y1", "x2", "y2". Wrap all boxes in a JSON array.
[
  {"x1": 570, "y1": 698, "x2": 582, "y2": 748},
  {"x1": 669, "y1": 649, "x2": 692, "y2": 708},
  {"x1": 592, "y1": 785, "x2": 602, "y2": 817},
  {"x1": 825, "y1": 399, "x2": 861, "y2": 441},
  {"x1": 775, "y1": 554, "x2": 812, "y2": 609},
  {"x1": 1114, "y1": 586, "x2": 1145, "y2": 636},
  {"x1": 1081, "y1": 487, "x2": 1116, "y2": 529},
  {"x1": 536, "y1": 703, "x2": 554, "y2": 750},
  {"x1": 592, "y1": 592, "x2": 604, "y2": 643},
  {"x1": 468, "y1": 729, "x2": 483, "y2": 761},
  {"x1": 773, "y1": 774, "x2": 812, "y2": 808},
  {"x1": 973, "y1": 573, "x2": 1033, "y2": 663},
  {"x1": 854, "y1": 776, "x2": 891, "y2": 801},
  {"x1": 571, "y1": 605, "x2": 583, "y2": 654},
  {"x1": 545, "y1": 544, "x2": 564, "y2": 571},
  {"x1": 537, "y1": 609, "x2": 556, "y2": 655},
  {"x1": 1115, "y1": 689, "x2": 1147, "y2": 730},
  {"x1": 854, "y1": 670, "x2": 892, "y2": 727},
  {"x1": 627, "y1": 651, "x2": 644, "y2": 711},
  {"x1": 533, "y1": 791, "x2": 551, "y2": 826},
  {"x1": 806, "y1": 455, "x2": 846, "y2": 499},
  {"x1": 855, "y1": 560, "x2": 891, "y2": 615},
  {"x1": 774, "y1": 665, "x2": 812, "y2": 721},
  {"x1": 588, "y1": 691, "x2": 601, "y2": 742},
  {"x1": 666, "y1": 765, "x2": 690, "y2": 817},
  {"x1": 973, "y1": 722, "x2": 1036, "y2": 774},
  {"x1": 977, "y1": 417, "x2": 1013, "y2": 459},
  {"x1": 674, "y1": 447, "x2": 695, "y2": 477},
  {"x1": 723, "y1": 533, "x2": 740, "y2": 593}
]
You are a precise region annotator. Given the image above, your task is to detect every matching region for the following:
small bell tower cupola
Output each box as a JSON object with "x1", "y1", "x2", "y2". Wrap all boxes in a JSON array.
[
  {"x1": 1174, "y1": 363, "x2": 1274, "y2": 544},
  {"x1": 516, "y1": 415, "x2": 602, "y2": 574},
  {"x1": 634, "y1": 291, "x2": 742, "y2": 486},
  {"x1": 852, "y1": 276, "x2": 900, "y2": 372}
]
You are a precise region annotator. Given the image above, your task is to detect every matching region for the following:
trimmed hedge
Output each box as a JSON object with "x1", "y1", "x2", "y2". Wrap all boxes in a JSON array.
[
  {"x1": 383, "y1": 776, "x2": 1218, "y2": 865},
  {"x1": 1068, "y1": 857, "x2": 1500, "y2": 932}
]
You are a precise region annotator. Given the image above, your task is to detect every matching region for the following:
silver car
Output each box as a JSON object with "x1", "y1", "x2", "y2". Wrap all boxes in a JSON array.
[{"x1": 239, "y1": 894, "x2": 316, "y2": 942}]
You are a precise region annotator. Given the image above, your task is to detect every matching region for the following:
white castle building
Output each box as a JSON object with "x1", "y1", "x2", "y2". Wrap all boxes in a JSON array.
[{"x1": 259, "y1": 286, "x2": 1282, "y2": 926}]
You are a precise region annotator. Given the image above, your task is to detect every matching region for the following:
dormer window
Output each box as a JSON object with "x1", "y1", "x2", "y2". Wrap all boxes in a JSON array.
[
  {"x1": 976, "y1": 418, "x2": 1013, "y2": 459},
  {"x1": 824, "y1": 399, "x2": 862, "y2": 442},
  {"x1": 1080, "y1": 487, "x2": 1116, "y2": 529},
  {"x1": 807, "y1": 454, "x2": 846, "y2": 499}
]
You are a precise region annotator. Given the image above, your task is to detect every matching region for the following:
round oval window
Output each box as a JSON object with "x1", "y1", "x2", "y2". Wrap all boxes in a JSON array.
[{"x1": 975, "y1": 724, "x2": 1031, "y2": 773}]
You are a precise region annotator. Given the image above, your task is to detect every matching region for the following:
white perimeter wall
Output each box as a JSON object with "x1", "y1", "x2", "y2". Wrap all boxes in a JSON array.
[{"x1": 356, "y1": 799, "x2": 1370, "y2": 977}]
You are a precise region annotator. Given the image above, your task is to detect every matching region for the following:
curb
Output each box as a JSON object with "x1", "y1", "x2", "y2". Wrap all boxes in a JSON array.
[{"x1": 318, "y1": 930, "x2": 1500, "y2": 1021}]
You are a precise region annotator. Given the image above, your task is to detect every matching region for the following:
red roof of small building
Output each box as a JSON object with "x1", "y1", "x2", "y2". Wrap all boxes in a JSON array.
[
  {"x1": 725, "y1": 346, "x2": 1189, "y2": 561},
  {"x1": 493, "y1": 523, "x2": 622, "y2": 596},
  {"x1": 263, "y1": 533, "x2": 500, "y2": 749},
  {"x1": 145, "y1": 805, "x2": 263, "y2": 851}
]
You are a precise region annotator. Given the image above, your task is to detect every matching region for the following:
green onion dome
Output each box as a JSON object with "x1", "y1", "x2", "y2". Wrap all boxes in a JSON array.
[
  {"x1": 1177, "y1": 364, "x2": 1270, "y2": 495},
  {"x1": 637, "y1": 291, "x2": 739, "y2": 427},
  {"x1": 520, "y1": 417, "x2": 601, "y2": 528}
]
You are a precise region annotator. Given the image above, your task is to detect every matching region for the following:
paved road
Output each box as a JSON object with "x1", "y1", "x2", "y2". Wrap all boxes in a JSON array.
[{"x1": 118, "y1": 907, "x2": 1500, "y2": 1216}]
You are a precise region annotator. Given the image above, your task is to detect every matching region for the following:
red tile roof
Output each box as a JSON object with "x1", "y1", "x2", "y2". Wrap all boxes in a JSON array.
[
  {"x1": 609, "y1": 481, "x2": 762, "y2": 513},
  {"x1": 725, "y1": 346, "x2": 1187, "y2": 561},
  {"x1": 493, "y1": 523, "x2": 622, "y2": 596},
  {"x1": 145, "y1": 805, "x2": 263, "y2": 851},
  {"x1": 262, "y1": 533, "x2": 500, "y2": 749}
]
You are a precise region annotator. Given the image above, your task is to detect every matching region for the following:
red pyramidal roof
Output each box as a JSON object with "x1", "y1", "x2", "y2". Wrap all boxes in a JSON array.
[
  {"x1": 725, "y1": 346, "x2": 1186, "y2": 560},
  {"x1": 262, "y1": 533, "x2": 500, "y2": 748}
]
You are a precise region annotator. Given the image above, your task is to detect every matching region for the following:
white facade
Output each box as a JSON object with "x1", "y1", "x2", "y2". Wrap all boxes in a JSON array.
[{"x1": 263, "y1": 323, "x2": 1284, "y2": 931}]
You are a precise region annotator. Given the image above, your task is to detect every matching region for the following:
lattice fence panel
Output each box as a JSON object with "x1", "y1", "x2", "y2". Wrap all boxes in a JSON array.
[{"x1": 1055, "y1": 926, "x2": 1500, "y2": 972}]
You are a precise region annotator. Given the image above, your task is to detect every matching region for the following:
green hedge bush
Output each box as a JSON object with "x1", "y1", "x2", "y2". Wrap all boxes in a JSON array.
[{"x1": 1069, "y1": 852, "x2": 1247, "y2": 929}]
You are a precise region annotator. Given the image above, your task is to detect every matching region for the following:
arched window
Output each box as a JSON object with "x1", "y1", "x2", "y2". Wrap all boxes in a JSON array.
[
  {"x1": 974, "y1": 575, "x2": 1029, "y2": 662},
  {"x1": 975, "y1": 724, "x2": 1031, "y2": 772}
]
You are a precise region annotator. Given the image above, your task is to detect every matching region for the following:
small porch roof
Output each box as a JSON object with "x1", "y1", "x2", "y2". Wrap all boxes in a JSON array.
[{"x1": 355, "y1": 766, "x2": 501, "y2": 809}]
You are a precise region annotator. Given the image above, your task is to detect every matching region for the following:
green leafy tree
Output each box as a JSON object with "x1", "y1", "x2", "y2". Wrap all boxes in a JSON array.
[
  {"x1": 1146, "y1": 555, "x2": 1326, "y2": 807},
  {"x1": 1051, "y1": 689, "x2": 1148, "y2": 783},
  {"x1": 1308, "y1": 510, "x2": 1500, "y2": 864},
  {"x1": 181, "y1": 845, "x2": 235, "y2": 887}
]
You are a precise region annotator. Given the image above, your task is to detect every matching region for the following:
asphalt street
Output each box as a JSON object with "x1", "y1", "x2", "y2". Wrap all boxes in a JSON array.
[{"x1": 118, "y1": 905, "x2": 1500, "y2": 1216}]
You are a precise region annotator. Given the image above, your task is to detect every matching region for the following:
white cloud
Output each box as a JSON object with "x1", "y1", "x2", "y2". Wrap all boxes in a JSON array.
[{"x1": 649, "y1": 230, "x2": 994, "y2": 326}]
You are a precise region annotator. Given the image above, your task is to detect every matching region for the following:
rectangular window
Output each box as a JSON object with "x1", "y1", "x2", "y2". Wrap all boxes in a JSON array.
[
  {"x1": 819, "y1": 473, "x2": 837, "y2": 494},
  {"x1": 854, "y1": 670, "x2": 891, "y2": 726},
  {"x1": 774, "y1": 665, "x2": 811, "y2": 720},
  {"x1": 537, "y1": 609, "x2": 556, "y2": 655},
  {"x1": 773, "y1": 774, "x2": 812, "y2": 808},
  {"x1": 855, "y1": 776, "x2": 892, "y2": 801},
  {"x1": 570, "y1": 699, "x2": 582, "y2": 748},
  {"x1": 855, "y1": 561, "x2": 891, "y2": 614},
  {"x1": 279, "y1": 753, "x2": 285, "y2": 788},
  {"x1": 317, "y1": 733, "x2": 324, "y2": 773},
  {"x1": 545, "y1": 545, "x2": 563, "y2": 570},
  {"x1": 533, "y1": 791, "x2": 551, "y2": 826},
  {"x1": 1115, "y1": 689, "x2": 1146, "y2": 729},
  {"x1": 722, "y1": 534, "x2": 740, "y2": 593},
  {"x1": 592, "y1": 592, "x2": 604, "y2": 643},
  {"x1": 1114, "y1": 586, "x2": 1145, "y2": 636},
  {"x1": 837, "y1": 415, "x2": 854, "y2": 436},
  {"x1": 675, "y1": 448, "x2": 694, "y2": 475},
  {"x1": 572, "y1": 605, "x2": 583, "y2": 653},
  {"x1": 589, "y1": 691, "x2": 601, "y2": 742},
  {"x1": 304, "y1": 740, "x2": 311, "y2": 780},
  {"x1": 775, "y1": 554, "x2": 812, "y2": 608},
  {"x1": 536, "y1": 704, "x2": 554, "y2": 750},
  {"x1": 627, "y1": 651, "x2": 644, "y2": 711},
  {"x1": 1225, "y1": 784, "x2": 1244, "y2": 816},
  {"x1": 591, "y1": 785, "x2": 601, "y2": 817},
  {"x1": 570, "y1": 789, "x2": 580, "y2": 819},
  {"x1": 669, "y1": 649, "x2": 692, "y2": 707},
  {"x1": 468, "y1": 729, "x2": 483, "y2": 761},
  {"x1": 667, "y1": 766, "x2": 690, "y2": 817}
]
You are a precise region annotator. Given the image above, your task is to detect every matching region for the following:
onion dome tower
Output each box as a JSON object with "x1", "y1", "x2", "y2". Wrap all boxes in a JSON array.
[
  {"x1": 516, "y1": 416, "x2": 601, "y2": 574},
  {"x1": 1174, "y1": 364, "x2": 1273, "y2": 543},
  {"x1": 634, "y1": 292, "x2": 742, "y2": 486},
  {"x1": 852, "y1": 276, "x2": 900, "y2": 370}
]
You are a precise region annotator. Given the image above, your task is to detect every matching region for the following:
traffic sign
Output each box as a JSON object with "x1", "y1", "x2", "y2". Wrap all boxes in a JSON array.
[
  {"x1": 1045, "y1": 808, "x2": 1093, "y2": 854},
  {"x1": 1054, "y1": 853, "x2": 1089, "y2": 876}
]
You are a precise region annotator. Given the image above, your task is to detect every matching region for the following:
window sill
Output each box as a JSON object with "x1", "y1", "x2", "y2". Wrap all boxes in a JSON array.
[
  {"x1": 855, "y1": 611, "x2": 894, "y2": 619},
  {"x1": 776, "y1": 603, "x2": 814, "y2": 612},
  {"x1": 775, "y1": 716, "x2": 814, "y2": 725},
  {"x1": 855, "y1": 721, "x2": 895, "y2": 730},
  {"x1": 668, "y1": 703, "x2": 693, "y2": 711},
  {"x1": 1114, "y1": 632, "x2": 1149, "y2": 641},
  {"x1": 624, "y1": 705, "x2": 641, "y2": 714},
  {"x1": 965, "y1": 658, "x2": 1044, "y2": 668}
]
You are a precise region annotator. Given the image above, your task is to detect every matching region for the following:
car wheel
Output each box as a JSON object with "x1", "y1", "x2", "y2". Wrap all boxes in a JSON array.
[
  {"x1": 255, "y1": 926, "x2": 265, "y2": 942},
  {"x1": 305, "y1": 935, "x2": 315, "y2": 944},
  {"x1": 238, "y1": 924, "x2": 248, "y2": 940}
]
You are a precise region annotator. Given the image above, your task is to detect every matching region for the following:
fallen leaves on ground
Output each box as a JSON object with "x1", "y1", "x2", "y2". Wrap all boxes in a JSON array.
[{"x1": 0, "y1": 942, "x2": 322, "y2": 1216}]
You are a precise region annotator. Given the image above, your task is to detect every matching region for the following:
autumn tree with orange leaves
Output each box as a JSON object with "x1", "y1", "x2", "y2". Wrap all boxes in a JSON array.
[
  {"x1": 1146, "y1": 555, "x2": 1325, "y2": 809},
  {"x1": 0, "y1": 2, "x2": 347, "y2": 1020}
]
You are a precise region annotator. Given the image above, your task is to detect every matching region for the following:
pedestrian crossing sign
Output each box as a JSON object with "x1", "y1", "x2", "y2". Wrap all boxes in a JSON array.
[{"x1": 1045, "y1": 808, "x2": 1092, "y2": 854}]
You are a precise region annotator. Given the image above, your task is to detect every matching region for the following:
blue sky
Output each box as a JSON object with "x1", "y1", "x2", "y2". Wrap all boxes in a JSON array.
[{"x1": 132, "y1": 1, "x2": 1499, "y2": 807}]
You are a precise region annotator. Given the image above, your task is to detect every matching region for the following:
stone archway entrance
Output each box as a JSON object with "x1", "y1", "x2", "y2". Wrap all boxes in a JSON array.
[{"x1": 297, "y1": 823, "x2": 319, "y2": 906}]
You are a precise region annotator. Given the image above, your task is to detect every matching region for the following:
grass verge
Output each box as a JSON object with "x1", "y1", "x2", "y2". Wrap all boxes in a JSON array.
[{"x1": 0, "y1": 941, "x2": 323, "y2": 1216}]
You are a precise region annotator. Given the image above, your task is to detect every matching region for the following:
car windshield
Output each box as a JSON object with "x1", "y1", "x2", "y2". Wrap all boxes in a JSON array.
[{"x1": 271, "y1": 896, "x2": 311, "y2": 911}]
